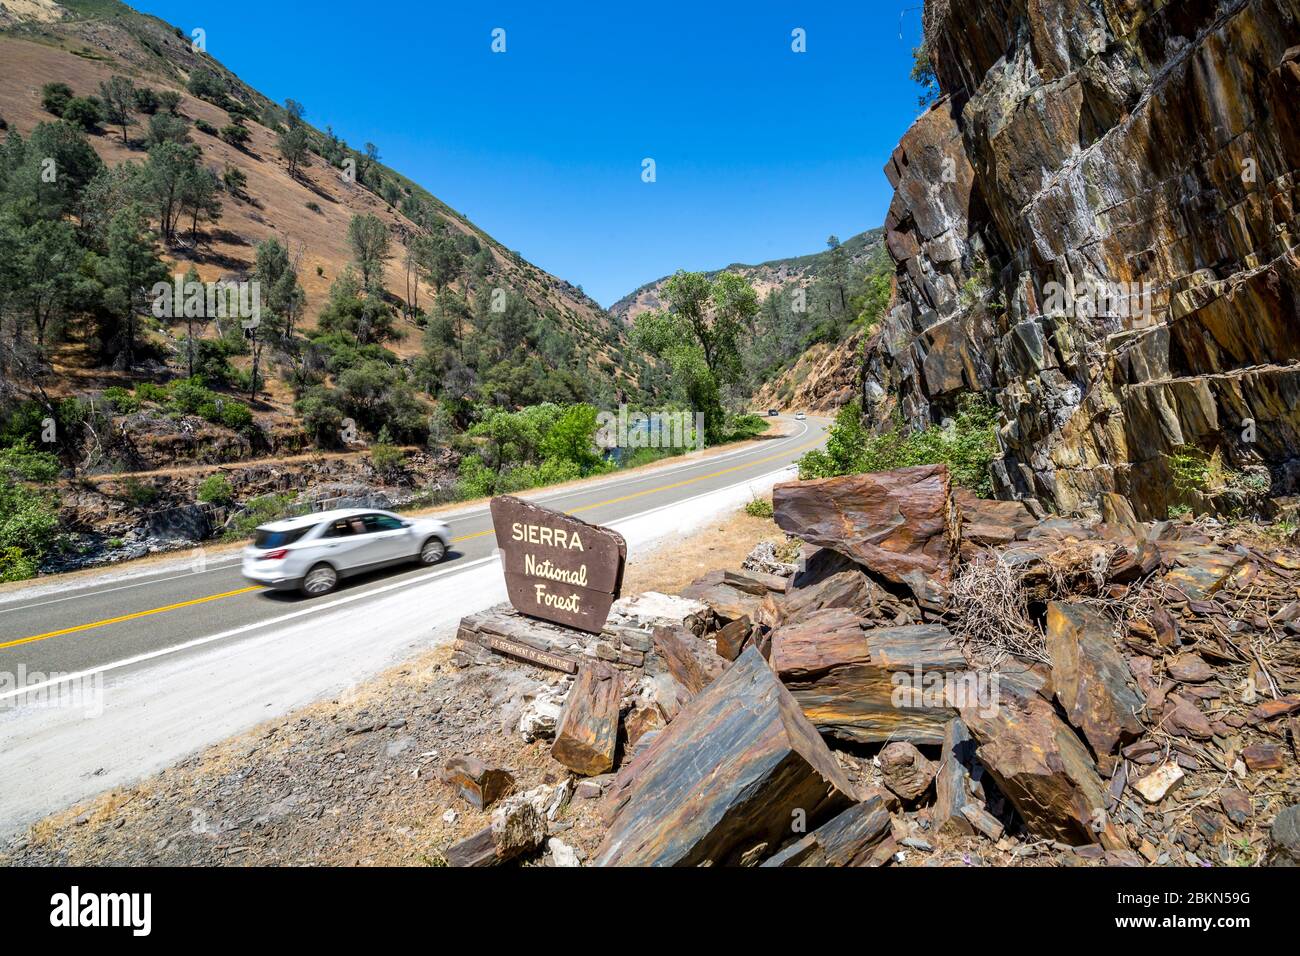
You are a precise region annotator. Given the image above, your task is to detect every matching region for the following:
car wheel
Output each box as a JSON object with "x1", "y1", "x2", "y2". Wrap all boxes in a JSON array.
[
  {"x1": 301, "y1": 563, "x2": 338, "y2": 596},
  {"x1": 419, "y1": 536, "x2": 447, "y2": 565}
]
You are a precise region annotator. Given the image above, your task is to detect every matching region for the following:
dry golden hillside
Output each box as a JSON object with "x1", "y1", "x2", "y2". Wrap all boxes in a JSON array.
[{"x1": 0, "y1": 5, "x2": 629, "y2": 371}]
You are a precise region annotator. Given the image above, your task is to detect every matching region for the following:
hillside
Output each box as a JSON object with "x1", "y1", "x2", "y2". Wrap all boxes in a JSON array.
[
  {"x1": 0, "y1": 0, "x2": 639, "y2": 408},
  {"x1": 0, "y1": 0, "x2": 637, "y2": 382}
]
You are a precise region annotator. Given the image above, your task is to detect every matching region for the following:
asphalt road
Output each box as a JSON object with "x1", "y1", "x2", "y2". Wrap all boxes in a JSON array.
[{"x1": 0, "y1": 416, "x2": 826, "y2": 682}]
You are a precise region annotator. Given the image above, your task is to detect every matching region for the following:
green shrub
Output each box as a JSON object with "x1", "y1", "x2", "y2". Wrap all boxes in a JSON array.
[
  {"x1": 0, "y1": 439, "x2": 61, "y2": 482},
  {"x1": 219, "y1": 123, "x2": 249, "y2": 147},
  {"x1": 1167, "y1": 448, "x2": 1210, "y2": 500},
  {"x1": 41, "y1": 82, "x2": 74, "y2": 116},
  {"x1": 0, "y1": 546, "x2": 38, "y2": 583},
  {"x1": 370, "y1": 443, "x2": 406, "y2": 474},
  {"x1": 62, "y1": 96, "x2": 103, "y2": 132},
  {"x1": 0, "y1": 476, "x2": 60, "y2": 579},
  {"x1": 103, "y1": 386, "x2": 141, "y2": 414},
  {"x1": 225, "y1": 493, "x2": 296, "y2": 538},
  {"x1": 120, "y1": 478, "x2": 160, "y2": 507},
  {"x1": 725, "y1": 413, "x2": 769, "y2": 442},
  {"x1": 197, "y1": 474, "x2": 235, "y2": 505},
  {"x1": 799, "y1": 396, "x2": 1000, "y2": 497},
  {"x1": 168, "y1": 377, "x2": 211, "y2": 414},
  {"x1": 135, "y1": 382, "x2": 169, "y2": 404},
  {"x1": 744, "y1": 495, "x2": 774, "y2": 518},
  {"x1": 220, "y1": 401, "x2": 254, "y2": 432}
]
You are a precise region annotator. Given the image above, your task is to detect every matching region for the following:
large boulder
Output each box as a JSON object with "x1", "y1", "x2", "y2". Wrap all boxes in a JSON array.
[
  {"x1": 593, "y1": 647, "x2": 856, "y2": 867},
  {"x1": 773, "y1": 465, "x2": 960, "y2": 608}
]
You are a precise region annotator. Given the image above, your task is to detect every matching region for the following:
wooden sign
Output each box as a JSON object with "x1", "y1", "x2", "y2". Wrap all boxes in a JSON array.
[{"x1": 490, "y1": 495, "x2": 627, "y2": 634}]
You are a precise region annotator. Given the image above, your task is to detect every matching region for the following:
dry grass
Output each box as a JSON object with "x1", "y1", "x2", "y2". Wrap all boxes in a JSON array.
[
  {"x1": 620, "y1": 505, "x2": 788, "y2": 596},
  {"x1": 950, "y1": 549, "x2": 1048, "y2": 664}
]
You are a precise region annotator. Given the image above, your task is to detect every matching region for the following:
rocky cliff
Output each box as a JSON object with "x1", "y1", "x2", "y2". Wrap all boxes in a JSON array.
[{"x1": 870, "y1": 0, "x2": 1300, "y2": 518}]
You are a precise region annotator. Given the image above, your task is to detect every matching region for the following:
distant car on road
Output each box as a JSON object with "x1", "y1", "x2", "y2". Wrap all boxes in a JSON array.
[
  {"x1": 768, "y1": 409, "x2": 780, "y2": 416},
  {"x1": 795, "y1": 411, "x2": 807, "y2": 420},
  {"x1": 241, "y1": 508, "x2": 451, "y2": 596}
]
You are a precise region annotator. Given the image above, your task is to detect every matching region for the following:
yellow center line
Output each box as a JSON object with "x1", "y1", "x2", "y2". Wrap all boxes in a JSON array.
[
  {"x1": 0, "y1": 586, "x2": 264, "y2": 651},
  {"x1": 3, "y1": 429, "x2": 823, "y2": 650}
]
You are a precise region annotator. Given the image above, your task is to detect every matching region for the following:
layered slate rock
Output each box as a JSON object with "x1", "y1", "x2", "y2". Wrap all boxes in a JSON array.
[
  {"x1": 960, "y1": 691, "x2": 1123, "y2": 849},
  {"x1": 770, "y1": 614, "x2": 966, "y2": 745},
  {"x1": 867, "y1": 0, "x2": 1300, "y2": 519},
  {"x1": 773, "y1": 465, "x2": 960, "y2": 608},
  {"x1": 760, "y1": 796, "x2": 894, "y2": 867},
  {"x1": 551, "y1": 662, "x2": 622, "y2": 776},
  {"x1": 932, "y1": 718, "x2": 980, "y2": 836},
  {"x1": 593, "y1": 647, "x2": 856, "y2": 867},
  {"x1": 1044, "y1": 601, "x2": 1145, "y2": 755}
]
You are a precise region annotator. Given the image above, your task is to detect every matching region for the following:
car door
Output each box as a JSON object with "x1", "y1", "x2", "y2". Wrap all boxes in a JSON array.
[
  {"x1": 361, "y1": 513, "x2": 414, "y2": 563},
  {"x1": 318, "y1": 515, "x2": 381, "y2": 573}
]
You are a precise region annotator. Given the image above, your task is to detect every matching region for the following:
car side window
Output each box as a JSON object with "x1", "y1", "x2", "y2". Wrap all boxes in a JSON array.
[
  {"x1": 323, "y1": 519, "x2": 355, "y2": 538},
  {"x1": 366, "y1": 515, "x2": 405, "y2": 532}
]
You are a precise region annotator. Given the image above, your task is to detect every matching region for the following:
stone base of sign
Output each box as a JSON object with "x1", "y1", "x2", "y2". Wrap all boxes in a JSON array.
[{"x1": 454, "y1": 603, "x2": 657, "y2": 677}]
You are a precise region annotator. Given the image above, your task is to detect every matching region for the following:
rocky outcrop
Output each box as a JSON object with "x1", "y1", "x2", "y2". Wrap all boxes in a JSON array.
[{"x1": 870, "y1": 0, "x2": 1300, "y2": 518}]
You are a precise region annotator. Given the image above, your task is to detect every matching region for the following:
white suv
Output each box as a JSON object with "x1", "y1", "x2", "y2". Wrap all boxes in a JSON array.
[{"x1": 241, "y1": 508, "x2": 451, "y2": 596}]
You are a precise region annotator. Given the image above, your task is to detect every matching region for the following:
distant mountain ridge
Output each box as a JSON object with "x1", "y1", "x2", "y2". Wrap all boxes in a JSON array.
[{"x1": 609, "y1": 228, "x2": 885, "y2": 324}]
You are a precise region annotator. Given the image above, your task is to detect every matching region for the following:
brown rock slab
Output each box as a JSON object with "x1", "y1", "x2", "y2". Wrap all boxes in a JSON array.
[
  {"x1": 1243, "y1": 744, "x2": 1284, "y2": 771},
  {"x1": 960, "y1": 692, "x2": 1123, "y2": 849},
  {"x1": 1162, "y1": 694, "x2": 1215, "y2": 740},
  {"x1": 773, "y1": 464, "x2": 960, "y2": 608},
  {"x1": 551, "y1": 662, "x2": 622, "y2": 776},
  {"x1": 760, "y1": 796, "x2": 892, "y2": 867},
  {"x1": 1250, "y1": 695, "x2": 1300, "y2": 722},
  {"x1": 650, "y1": 624, "x2": 719, "y2": 696},
  {"x1": 933, "y1": 718, "x2": 980, "y2": 836},
  {"x1": 593, "y1": 647, "x2": 856, "y2": 867},
  {"x1": 959, "y1": 804, "x2": 1005, "y2": 841},
  {"x1": 714, "y1": 616, "x2": 751, "y2": 662},
  {"x1": 1044, "y1": 601, "x2": 1145, "y2": 755},
  {"x1": 442, "y1": 756, "x2": 514, "y2": 811},
  {"x1": 771, "y1": 617, "x2": 965, "y2": 745},
  {"x1": 1167, "y1": 653, "x2": 1215, "y2": 683},
  {"x1": 623, "y1": 703, "x2": 665, "y2": 747},
  {"x1": 1220, "y1": 788, "x2": 1252, "y2": 826}
]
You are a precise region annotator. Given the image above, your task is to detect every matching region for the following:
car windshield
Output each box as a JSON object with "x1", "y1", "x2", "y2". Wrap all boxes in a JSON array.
[{"x1": 254, "y1": 526, "x2": 313, "y2": 549}]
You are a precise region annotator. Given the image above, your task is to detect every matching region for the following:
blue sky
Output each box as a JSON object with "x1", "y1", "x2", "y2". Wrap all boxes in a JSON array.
[{"x1": 134, "y1": 1, "x2": 927, "y2": 306}]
